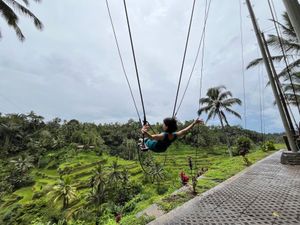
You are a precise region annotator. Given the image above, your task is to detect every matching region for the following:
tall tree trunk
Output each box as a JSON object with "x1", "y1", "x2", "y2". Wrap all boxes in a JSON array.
[{"x1": 218, "y1": 113, "x2": 232, "y2": 157}]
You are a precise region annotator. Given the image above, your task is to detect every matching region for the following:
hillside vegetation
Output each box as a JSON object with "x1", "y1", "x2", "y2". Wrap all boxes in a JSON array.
[{"x1": 0, "y1": 112, "x2": 283, "y2": 224}]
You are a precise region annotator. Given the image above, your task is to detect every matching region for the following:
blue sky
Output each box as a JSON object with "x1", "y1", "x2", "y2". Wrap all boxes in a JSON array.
[{"x1": 0, "y1": 0, "x2": 296, "y2": 133}]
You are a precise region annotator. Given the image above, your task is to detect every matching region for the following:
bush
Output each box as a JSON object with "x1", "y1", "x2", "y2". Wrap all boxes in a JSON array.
[
  {"x1": 119, "y1": 215, "x2": 155, "y2": 225},
  {"x1": 46, "y1": 160, "x2": 60, "y2": 169},
  {"x1": 235, "y1": 136, "x2": 252, "y2": 156},
  {"x1": 261, "y1": 141, "x2": 276, "y2": 152},
  {"x1": 156, "y1": 185, "x2": 168, "y2": 195},
  {"x1": 123, "y1": 195, "x2": 145, "y2": 214},
  {"x1": 37, "y1": 157, "x2": 51, "y2": 168}
]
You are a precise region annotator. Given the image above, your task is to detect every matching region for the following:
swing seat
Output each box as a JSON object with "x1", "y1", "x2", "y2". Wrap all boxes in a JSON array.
[
  {"x1": 138, "y1": 139, "x2": 149, "y2": 152},
  {"x1": 139, "y1": 145, "x2": 149, "y2": 152}
]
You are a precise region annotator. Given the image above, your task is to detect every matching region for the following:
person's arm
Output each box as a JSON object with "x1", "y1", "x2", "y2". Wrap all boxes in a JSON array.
[
  {"x1": 176, "y1": 119, "x2": 204, "y2": 138},
  {"x1": 141, "y1": 125, "x2": 164, "y2": 141}
]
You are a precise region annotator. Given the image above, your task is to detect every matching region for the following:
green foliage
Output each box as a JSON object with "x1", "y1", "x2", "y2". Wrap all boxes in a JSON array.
[
  {"x1": 158, "y1": 192, "x2": 194, "y2": 212},
  {"x1": 156, "y1": 185, "x2": 168, "y2": 195},
  {"x1": 119, "y1": 215, "x2": 155, "y2": 225},
  {"x1": 236, "y1": 136, "x2": 252, "y2": 150},
  {"x1": 261, "y1": 141, "x2": 276, "y2": 152},
  {"x1": 0, "y1": 112, "x2": 283, "y2": 224},
  {"x1": 234, "y1": 136, "x2": 252, "y2": 156},
  {"x1": 48, "y1": 177, "x2": 77, "y2": 209}
]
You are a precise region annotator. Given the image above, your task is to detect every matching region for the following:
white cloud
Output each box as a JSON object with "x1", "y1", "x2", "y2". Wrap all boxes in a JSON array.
[{"x1": 0, "y1": 0, "x2": 295, "y2": 133}]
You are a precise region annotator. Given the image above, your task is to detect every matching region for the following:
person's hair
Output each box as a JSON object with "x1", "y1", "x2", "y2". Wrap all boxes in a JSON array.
[{"x1": 163, "y1": 117, "x2": 178, "y2": 133}]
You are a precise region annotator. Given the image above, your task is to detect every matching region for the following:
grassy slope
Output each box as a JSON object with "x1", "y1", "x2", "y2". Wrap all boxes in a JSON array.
[{"x1": 0, "y1": 143, "x2": 283, "y2": 224}]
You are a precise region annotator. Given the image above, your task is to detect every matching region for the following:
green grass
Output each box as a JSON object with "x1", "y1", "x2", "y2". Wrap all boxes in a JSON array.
[{"x1": 14, "y1": 187, "x2": 34, "y2": 204}]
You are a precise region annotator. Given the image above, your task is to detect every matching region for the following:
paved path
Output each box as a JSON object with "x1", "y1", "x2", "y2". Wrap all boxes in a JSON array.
[{"x1": 148, "y1": 151, "x2": 300, "y2": 225}]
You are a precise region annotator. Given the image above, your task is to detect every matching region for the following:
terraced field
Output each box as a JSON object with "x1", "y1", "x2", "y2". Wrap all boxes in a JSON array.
[{"x1": 0, "y1": 143, "x2": 282, "y2": 224}]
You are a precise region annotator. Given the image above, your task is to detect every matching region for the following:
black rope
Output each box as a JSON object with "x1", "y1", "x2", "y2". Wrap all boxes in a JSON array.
[
  {"x1": 172, "y1": 0, "x2": 197, "y2": 117},
  {"x1": 105, "y1": 0, "x2": 142, "y2": 124},
  {"x1": 175, "y1": 0, "x2": 212, "y2": 116},
  {"x1": 267, "y1": 0, "x2": 300, "y2": 116},
  {"x1": 123, "y1": 0, "x2": 147, "y2": 125}
]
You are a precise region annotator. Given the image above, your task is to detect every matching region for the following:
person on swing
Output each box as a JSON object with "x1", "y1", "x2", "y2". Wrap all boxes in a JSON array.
[{"x1": 139, "y1": 117, "x2": 204, "y2": 152}]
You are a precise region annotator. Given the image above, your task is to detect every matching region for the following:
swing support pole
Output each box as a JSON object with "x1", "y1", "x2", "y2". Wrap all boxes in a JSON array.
[{"x1": 246, "y1": 0, "x2": 300, "y2": 159}]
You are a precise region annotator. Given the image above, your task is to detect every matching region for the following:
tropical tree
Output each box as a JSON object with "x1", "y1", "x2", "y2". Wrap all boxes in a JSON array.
[
  {"x1": 0, "y1": 122, "x2": 22, "y2": 154},
  {"x1": 10, "y1": 154, "x2": 34, "y2": 173},
  {"x1": 88, "y1": 164, "x2": 107, "y2": 206},
  {"x1": 49, "y1": 177, "x2": 77, "y2": 209},
  {"x1": 0, "y1": 0, "x2": 43, "y2": 41},
  {"x1": 281, "y1": 72, "x2": 300, "y2": 106},
  {"x1": 247, "y1": 12, "x2": 300, "y2": 105},
  {"x1": 198, "y1": 86, "x2": 242, "y2": 156},
  {"x1": 149, "y1": 162, "x2": 165, "y2": 184},
  {"x1": 124, "y1": 138, "x2": 136, "y2": 160},
  {"x1": 26, "y1": 111, "x2": 45, "y2": 132},
  {"x1": 109, "y1": 160, "x2": 121, "y2": 187}
]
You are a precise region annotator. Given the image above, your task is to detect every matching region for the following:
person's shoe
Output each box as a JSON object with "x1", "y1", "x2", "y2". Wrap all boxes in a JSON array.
[
  {"x1": 139, "y1": 144, "x2": 149, "y2": 152},
  {"x1": 140, "y1": 146, "x2": 149, "y2": 152}
]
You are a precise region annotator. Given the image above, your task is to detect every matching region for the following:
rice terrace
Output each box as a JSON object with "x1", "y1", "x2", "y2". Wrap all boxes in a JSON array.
[{"x1": 0, "y1": 0, "x2": 300, "y2": 224}]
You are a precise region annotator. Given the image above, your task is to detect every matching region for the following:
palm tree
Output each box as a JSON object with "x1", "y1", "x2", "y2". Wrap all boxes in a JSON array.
[
  {"x1": 149, "y1": 162, "x2": 165, "y2": 184},
  {"x1": 109, "y1": 160, "x2": 121, "y2": 187},
  {"x1": 281, "y1": 72, "x2": 300, "y2": 106},
  {"x1": 88, "y1": 164, "x2": 107, "y2": 206},
  {"x1": 0, "y1": 0, "x2": 43, "y2": 41},
  {"x1": 247, "y1": 12, "x2": 300, "y2": 105},
  {"x1": 124, "y1": 138, "x2": 136, "y2": 160},
  {"x1": 49, "y1": 177, "x2": 77, "y2": 209},
  {"x1": 0, "y1": 122, "x2": 22, "y2": 153},
  {"x1": 198, "y1": 86, "x2": 242, "y2": 156},
  {"x1": 10, "y1": 154, "x2": 34, "y2": 173}
]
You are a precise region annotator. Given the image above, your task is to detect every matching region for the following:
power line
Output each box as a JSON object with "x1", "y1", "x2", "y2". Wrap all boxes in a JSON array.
[
  {"x1": 239, "y1": 0, "x2": 247, "y2": 129},
  {"x1": 0, "y1": 94, "x2": 26, "y2": 112}
]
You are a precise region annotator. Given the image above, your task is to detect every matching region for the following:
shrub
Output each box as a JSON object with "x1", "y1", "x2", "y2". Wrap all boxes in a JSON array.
[
  {"x1": 37, "y1": 157, "x2": 51, "y2": 168},
  {"x1": 122, "y1": 194, "x2": 145, "y2": 214},
  {"x1": 236, "y1": 136, "x2": 251, "y2": 153},
  {"x1": 156, "y1": 185, "x2": 168, "y2": 195},
  {"x1": 119, "y1": 215, "x2": 155, "y2": 225},
  {"x1": 261, "y1": 141, "x2": 276, "y2": 152}
]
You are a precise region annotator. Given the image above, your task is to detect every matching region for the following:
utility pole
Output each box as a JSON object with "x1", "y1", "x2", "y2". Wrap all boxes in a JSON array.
[
  {"x1": 245, "y1": 0, "x2": 298, "y2": 154},
  {"x1": 282, "y1": 0, "x2": 300, "y2": 42}
]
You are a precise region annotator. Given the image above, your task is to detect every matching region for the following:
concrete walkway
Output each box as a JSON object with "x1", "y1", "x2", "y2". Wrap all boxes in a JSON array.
[{"x1": 148, "y1": 151, "x2": 300, "y2": 225}]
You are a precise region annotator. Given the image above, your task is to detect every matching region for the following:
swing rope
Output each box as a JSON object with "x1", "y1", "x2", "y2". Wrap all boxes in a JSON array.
[
  {"x1": 172, "y1": 0, "x2": 197, "y2": 117},
  {"x1": 109, "y1": 0, "x2": 205, "y2": 173},
  {"x1": 123, "y1": 0, "x2": 147, "y2": 125},
  {"x1": 105, "y1": 0, "x2": 142, "y2": 125},
  {"x1": 175, "y1": 0, "x2": 212, "y2": 117}
]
